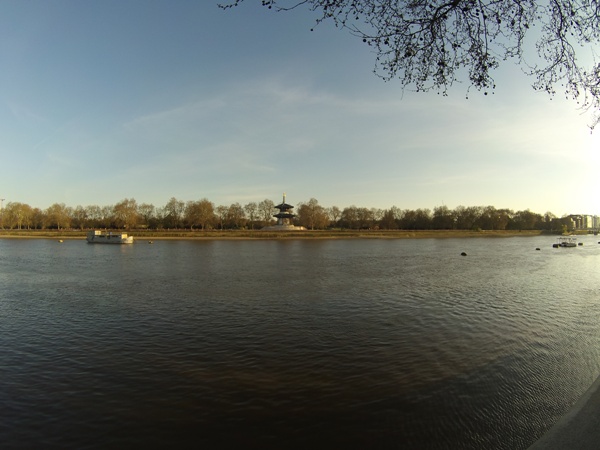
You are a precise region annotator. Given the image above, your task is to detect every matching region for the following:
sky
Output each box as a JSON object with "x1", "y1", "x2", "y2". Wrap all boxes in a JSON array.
[{"x1": 1, "y1": 1, "x2": 599, "y2": 217}]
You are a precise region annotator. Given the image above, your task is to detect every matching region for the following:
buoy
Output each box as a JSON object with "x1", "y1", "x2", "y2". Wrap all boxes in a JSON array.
[
  {"x1": 460, "y1": 252, "x2": 467, "y2": 256},
  {"x1": 148, "y1": 241, "x2": 154, "y2": 244},
  {"x1": 535, "y1": 248, "x2": 540, "y2": 251},
  {"x1": 58, "y1": 239, "x2": 63, "y2": 243}
]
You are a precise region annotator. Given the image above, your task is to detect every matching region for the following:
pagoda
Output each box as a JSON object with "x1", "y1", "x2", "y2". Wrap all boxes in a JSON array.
[
  {"x1": 262, "y1": 193, "x2": 306, "y2": 231},
  {"x1": 273, "y1": 193, "x2": 295, "y2": 226}
]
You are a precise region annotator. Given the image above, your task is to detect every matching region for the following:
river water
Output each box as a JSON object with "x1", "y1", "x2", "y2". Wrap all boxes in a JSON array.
[{"x1": 1, "y1": 235, "x2": 600, "y2": 449}]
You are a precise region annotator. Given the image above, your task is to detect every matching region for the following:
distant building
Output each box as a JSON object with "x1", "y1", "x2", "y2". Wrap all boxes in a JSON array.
[
  {"x1": 262, "y1": 193, "x2": 306, "y2": 231},
  {"x1": 273, "y1": 193, "x2": 296, "y2": 226},
  {"x1": 566, "y1": 214, "x2": 598, "y2": 230}
]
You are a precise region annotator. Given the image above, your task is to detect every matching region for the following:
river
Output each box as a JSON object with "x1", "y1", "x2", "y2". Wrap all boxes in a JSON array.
[{"x1": 1, "y1": 235, "x2": 599, "y2": 449}]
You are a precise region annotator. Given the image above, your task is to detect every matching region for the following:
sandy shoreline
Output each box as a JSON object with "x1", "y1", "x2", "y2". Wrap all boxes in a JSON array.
[{"x1": 0, "y1": 230, "x2": 547, "y2": 240}]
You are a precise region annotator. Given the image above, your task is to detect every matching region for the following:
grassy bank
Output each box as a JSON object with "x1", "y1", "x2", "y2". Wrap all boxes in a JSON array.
[{"x1": 0, "y1": 229, "x2": 548, "y2": 240}]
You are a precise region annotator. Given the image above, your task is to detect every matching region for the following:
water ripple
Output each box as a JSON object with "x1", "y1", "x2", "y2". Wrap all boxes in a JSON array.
[{"x1": 1, "y1": 237, "x2": 600, "y2": 449}]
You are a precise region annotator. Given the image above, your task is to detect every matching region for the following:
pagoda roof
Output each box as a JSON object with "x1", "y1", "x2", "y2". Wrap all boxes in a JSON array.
[
  {"x1": 275, "y1": 203, "x2": 294, "y2": 209},
  {"x1": 274, "y1": 212, "x2": 296, "y2": 218}
]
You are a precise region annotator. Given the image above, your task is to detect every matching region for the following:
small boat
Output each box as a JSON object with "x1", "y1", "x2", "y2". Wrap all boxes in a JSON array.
[
  {"x1": 553, "y1": 236, "x2": 577, "y2": 248},
  {"x1": 86, "y1": 230, "x2": 134, "y2": 244}
]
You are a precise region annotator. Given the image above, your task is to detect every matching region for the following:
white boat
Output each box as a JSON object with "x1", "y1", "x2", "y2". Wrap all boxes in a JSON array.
[
  {"x1": 86, "y1": 230, "x2": 134, "y2": 244},
  {"x1": 553, "y1": 236, "x2": 577, "y2": 248}
]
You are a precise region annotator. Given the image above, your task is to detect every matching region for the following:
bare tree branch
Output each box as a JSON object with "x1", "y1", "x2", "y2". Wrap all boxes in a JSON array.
[{"x1": 219, "y1": 0, "x2": 600, "y2": 128}]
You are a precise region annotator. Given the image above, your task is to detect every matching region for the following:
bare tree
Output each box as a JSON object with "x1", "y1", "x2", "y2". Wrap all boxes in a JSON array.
[
  {"x1": 432, "y1": 205, "x2": 455, "y2": 230},
  {"x1": 414, "y1": 208, "x2": 433, "y2": 229},
  {"x1": 244, "y1": 202, "x2": 259, "y2": 229},
  {"x1": 184, "y1": 201, "x2": 197, "y2": 230},
  {"x1": 379, "y1": 208, "x2": 398, "y2": 229},
  {"x1": 221, "y1": 0, "x2": 600, "y2": 127},
  {"x1": 163, "y1": 197, "x2": 185, "y2": 229},
  {"x1": 138, "y1": 203, "x2": 156, "y2": 228},
  {"x1": 215, "y1": 205, "x2": 229, "y2": 229},
  {"x1": 327, "y1": 205, "x2": 341, "y2": 227},
  {"x1": 191, "y1": 198, "x2": 216, "y2": 230},
  {"x1": 31, "y1": 208, "x2": 44, "y2": 229},
  {"x1": 401, "y1": 208, "x2": 434, "y2": 229},
  {"x1": 541, "y1": 211, "x2": 557, "y2": 231},
  {"x1": 113, "y1": 198, "x2": 139, "y2": 230},
  {"x1": 370, "y1": 207, "x2": 384, "y2": 223},
  {"x1": 454, "y1": 205, "x2": 483, "y2": 230},
  {"x1": 100, "y1": 205, "x2": 114, "y2": 228},
  {"x1": 258, "y1": 199, "x2": 275, "y2": 226},
  {"x1": 297, "y1": 198, "x2": 329, "y2": 229},
  {"x1": 45, "y1": 203, "x2": 72, "y2": 230},
  {"x1": 72, "y1": 205, "x2": 88, "y2": 230},
  {"x1": 340, "y1": 205, "x2": 358, "y2": 229},
  {"x1": 510, "y1": 209, "x2": 542, "y2": 230},
  {"x1": 227, "y1": 203, "x2": 246, "y2": 228},
  {"x1": 3, "y1": 202, "x2": 33, "y2": 230},
  {"x1": 356, "y1": 207, "x2": 375, "y2": 229}
]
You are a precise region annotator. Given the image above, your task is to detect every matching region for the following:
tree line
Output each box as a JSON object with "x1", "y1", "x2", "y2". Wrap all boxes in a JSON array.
[{"x1": 0, "y1": 197, "x2": 577, "y2": 233}]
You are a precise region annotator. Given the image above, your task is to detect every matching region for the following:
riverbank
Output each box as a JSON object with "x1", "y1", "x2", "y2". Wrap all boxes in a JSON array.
[{"x1": 0, "y1": 229, "x2": 549, "y2": 240}]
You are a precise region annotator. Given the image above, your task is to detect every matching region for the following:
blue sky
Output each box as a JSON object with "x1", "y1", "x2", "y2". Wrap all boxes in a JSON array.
[{"x1": 1, "y1": 1, "x2": 598, "y2": 216}]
